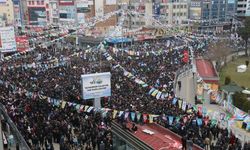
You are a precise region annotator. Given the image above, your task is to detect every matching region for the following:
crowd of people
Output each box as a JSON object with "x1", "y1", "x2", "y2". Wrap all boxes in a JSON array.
[
  {"x1": 0, "y1": 42, "x2": 112, "y2": 149},
  {"x1": 0, "y1": 33, "x2": 249, "y2": 150}
]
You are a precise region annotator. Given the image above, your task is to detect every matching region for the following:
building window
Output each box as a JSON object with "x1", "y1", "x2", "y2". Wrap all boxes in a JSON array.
[
  {"x1": 28, "y1": 1, "x2": 31, "y2": 5},
  {"x1": 37, "y1": 0, "x2": 40, "y2": 5},
  {"x1": 173, "y1": 5, "x2": 176, "y2": 9},
  {"x1": 41, "y1": 0, "x2": 44, "y2": 5},
  {"x1": 32, "y1": 1, "x2": 34, "y2": 5},
  {"x1": 173, "y1": 13, "x2": 176, "y2": 16}
]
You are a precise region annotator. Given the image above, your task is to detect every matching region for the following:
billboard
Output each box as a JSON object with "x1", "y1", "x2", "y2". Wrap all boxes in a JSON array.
[
  {"x1": 228, "y1": 0, "x2": 235, "y2": 4},
  {"x1": 76, "y1": 0, "x2": 88, "y2": 7},
  {"x1": 0, "y1": 26, "x2": 17, "y2": 52},
  {"x1": 28, "y1": 7, "x2": 46, "y2": 25},
  {"x1": 16, "y1": 35, "x2": 29, "y2": 52},
  {"x1": 190, "y1": 7, "x2": 201, "y2": 20},
  {"x1": 0, "y1": 0, "x2": 6, "y2": 3},
  {"x1": 76, "y1": 0, "x2": 90, "y2": 13},
  {"x1": 81, "y1": 72, "x2": 111, "y2": 99},
  {"x1": 106, "y1": 0, "x2": 116, "y2": 5},
  {"x1": 59, "y1": 0, "x2": 74, "y2": 5},
  {"x1": 95, "y1": 0, "x2": 104, "y2": 17}
]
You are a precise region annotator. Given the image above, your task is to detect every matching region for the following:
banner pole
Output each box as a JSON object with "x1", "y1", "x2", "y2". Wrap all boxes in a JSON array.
[{"x1": 94, "y1": 97, "x2": 101, "y2": 108}]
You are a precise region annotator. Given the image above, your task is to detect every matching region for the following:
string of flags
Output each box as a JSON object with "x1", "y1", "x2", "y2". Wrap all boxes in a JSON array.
[
  {"x1": 2, "y1": 10, "x2": 122, "y2": 62},
  {"x1": 0, "y1": 47, "x2": 95, "y2": 71},
  {"x1": 102, "y1": 37, "x2": 208, "y2": 98},
  {"x1": 0, "y1": 78, "x2": 241, "y2": 127}
]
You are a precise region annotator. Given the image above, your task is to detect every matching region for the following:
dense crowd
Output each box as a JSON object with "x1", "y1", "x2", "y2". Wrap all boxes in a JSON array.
[
  {"x1": 0, "y1": 34, "x2": 249, "y2": 150},
  {"x1": 0, "y1": 43, "x2": 112, "y2": 149}
]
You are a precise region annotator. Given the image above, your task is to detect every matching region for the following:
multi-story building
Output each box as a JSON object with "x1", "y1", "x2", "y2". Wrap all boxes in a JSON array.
[
  {"x1": 158, "y1": 0, "x2": 189, "y2": 26},
  {"x1": 119, "y1": 0, "x2": 189, "y2": 29},
  {"x1": 189, "y1": 0, "x2": 237, "y2": 32},
  {"x1": 84, "y1": 0, "x2": 118, "y2": 34},
  {"x1": 237, "y1": 0, "x2": 250, "y2": 17},
  {"x1": 12, "y1": 0, "x2": 23, "y2": 26},
  {"x1": 58, "y1": 0, "x2": 76, "y2": 23},
  {"x1": 48, "y1": 0, "x2": 59, "y2": 24},
  {"x1": 120, "y1": 0, "x2": 154, "y2": 29},
  {"x1": 0, "y1": 0, "x2": 15, "y2": 26},
  {"x1": 26, "y1": 0, "x2": 49, "y2": 25}
]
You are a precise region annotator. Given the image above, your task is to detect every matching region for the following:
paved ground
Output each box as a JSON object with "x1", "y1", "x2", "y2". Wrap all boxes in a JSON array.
[{"x1": 175, "y1": 69, "x2": 250, "y2": 145}]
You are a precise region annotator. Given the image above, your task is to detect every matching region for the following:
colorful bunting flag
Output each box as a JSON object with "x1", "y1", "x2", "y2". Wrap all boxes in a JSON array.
[
  {"x1": 168, "y1": 116, "x2": 174, "y2": 125},
  {"x1": 178, "y1": 100, "x2": 182, "y2": 109},
  {"x1": 149, "y1": 115, "x2": 154, "y2": 123},
  {"x1": 182, "y1": 101, "x2": 186, "y2": 111},
  {"x1": 172, "y1": 98, "x2": 177, "y2": 105},
  {"x1": 156, "y1": 91, "x2": 162, "y2": 99},
  {"x1": 197, "y1": 118, "x2": 202, "y2": 126},
  {"x1": 137, "y1": 113, "x2": 141, "y2": 121},
  {"x1": 143, "y1": 114, "x2": 148, "y2": 123},
  {"x1": 131, "y1": 112, "x2": 135, "y2": 121},
  {"x1": 151, "y1": 89, "x2": 159, "y2": 97},
  {"x1": 113, "y1": 110, "x2": 118, "y2": 119}
]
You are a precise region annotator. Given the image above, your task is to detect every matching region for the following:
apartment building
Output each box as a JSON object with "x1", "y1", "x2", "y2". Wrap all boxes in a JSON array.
[
  {"x1": 48, "y1": 0, "x2": 59, "y2": 24},
  {"x1": 26, "y1": 0, "x2": 49, "y2": 25},
  {"x1": 84, "y1": 0, "x2": 118, "y2": 34},
  {"x1": 120, "y1": 0, "x2": 155, "y2": 28},
  {"x1": 119, "y1": 0, "x2": 189, "y2": 29},
  {"x1": 0, "y1": 0, "x2": 15, "y2": 26},
  {"x1": 159, "y1": 0, "x2": 189, "y2": 25},
  {"x1": 237, "y1": 0, "x2": 250, "y2": 17},
  {"x1": 189, "y1": 0, "x2": 237, "y2": 31}
]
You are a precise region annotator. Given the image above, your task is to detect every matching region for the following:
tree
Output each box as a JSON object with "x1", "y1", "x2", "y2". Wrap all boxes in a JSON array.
[
  {"x1": 237, "y1": 17, "x2": 250, "y2": 56},
  {"x1": 242, "y1": 100, "x2": 250, "y2": 112},
  {"x1": 246, "y1": 60, "x2": 249, "y2": 67},
  {"x1": 224, "y1": 76, "x2": 231, "y2": 85},
  {"x1": 232, "y1": 92, "x2": 247, "y2": 110},
  {"x1": 207, "y1": 40, "x2": 232, "y2": 70}
]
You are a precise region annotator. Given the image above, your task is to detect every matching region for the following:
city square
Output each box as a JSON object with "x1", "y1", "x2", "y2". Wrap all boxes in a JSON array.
[{"x1": 0, "y1": 0, "x2": 250, "y2": 150}]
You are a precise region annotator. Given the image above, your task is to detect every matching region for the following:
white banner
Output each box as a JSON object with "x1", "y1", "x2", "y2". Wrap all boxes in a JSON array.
[
  {"x1": 106, "y1": 0, "x2": 116, "y2": 5},
  {"x1": 76, "y1": 0, "x2": 88, "y2": 7},
  {"x1": 95, "y1": 0, "x2": 104, "y2": 17},
  {"x1": 81, "y1": 72, "x2": 111, "y2": 99},
  {"x1": 0, "y1": 26, "x2": 16, "y2": 52}
]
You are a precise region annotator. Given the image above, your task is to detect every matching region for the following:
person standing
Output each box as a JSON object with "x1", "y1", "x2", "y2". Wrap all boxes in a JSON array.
[
  {"x1": 205, "y1": 137, "x2": 210, "y2": 150},
  {"x1": 186, "y1": 137, "x2": 193, "y2": 150},
  {"x1": 182, "y1": 135, "x2": 187, "y2": 150}
]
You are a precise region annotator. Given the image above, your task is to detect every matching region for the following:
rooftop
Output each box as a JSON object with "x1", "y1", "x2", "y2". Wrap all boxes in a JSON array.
[{"x1": 196, "y1": 58, "x2": 219, "y2": 81}]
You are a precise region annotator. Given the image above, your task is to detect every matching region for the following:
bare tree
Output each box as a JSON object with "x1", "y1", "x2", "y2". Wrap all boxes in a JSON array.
[{"x1": 206, "y1": 39, "x2": 233, "y2": 70}]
